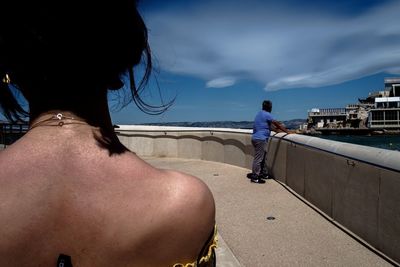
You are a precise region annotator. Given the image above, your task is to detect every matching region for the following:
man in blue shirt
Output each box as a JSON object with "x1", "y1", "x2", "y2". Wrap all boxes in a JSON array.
[{"x1": 249, "y1": 100, "x2": 289, "y2": 184}]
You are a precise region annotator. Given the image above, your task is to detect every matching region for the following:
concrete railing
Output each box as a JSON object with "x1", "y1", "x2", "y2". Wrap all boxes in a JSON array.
[
  {"x1": 117, "y1": 125, "x2": 400, "y2": 264},
  {"x1": 116, "y1": 125, "x2": 254, "y2": 169},
  {"x1": 267, "y1": 133, "x2": 400, "y2": 265}
]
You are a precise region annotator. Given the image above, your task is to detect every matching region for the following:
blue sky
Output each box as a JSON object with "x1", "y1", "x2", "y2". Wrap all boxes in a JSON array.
[
  {"x1": 3, "y1": 0, "x2": 399, "y2": 124},
  {"x1": 111, "y1": 0, "x2": 400, "y2": 124}
]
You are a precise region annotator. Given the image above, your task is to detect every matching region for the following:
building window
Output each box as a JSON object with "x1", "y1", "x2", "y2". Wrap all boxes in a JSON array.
[
  {"x1": 385, "y1": 110, "x2": 398, "y2": 120},
  {"x1": 371, "y1": 111, "x2": 384, "y2": 121}
]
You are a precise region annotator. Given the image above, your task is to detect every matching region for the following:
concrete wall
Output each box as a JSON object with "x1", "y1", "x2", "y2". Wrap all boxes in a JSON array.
[
  {"x1": 117, "y1": 125, "x2": 254, "y2": 169},
  {"x1": 117, "y1": 125, "x2": 400, "y2": 264},
  {"x1": 267, "y1": 132, "x2": 400, "y2": 264}
]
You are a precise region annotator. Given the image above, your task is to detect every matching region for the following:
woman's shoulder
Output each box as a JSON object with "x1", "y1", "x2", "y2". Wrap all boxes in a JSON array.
[
  {"x1": 124, "y1": 155, "x2": 215, "y2": 219},
  {"x1": 128, "y1": 166, "x2": 216, "y2": 266},
  {"x1": 153, "y1": 168, "x2": 215, "y2": 235},
  {"x1": 169, "y1": 170, "x2": 214, "y2": 219}
]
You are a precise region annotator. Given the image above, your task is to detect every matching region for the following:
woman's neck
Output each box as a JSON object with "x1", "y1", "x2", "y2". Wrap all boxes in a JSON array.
[
  {"x1": 29, "y1": 91, "x2": 113, "y2": 129},
  {"x1": 27, "y1": 93, "x2": 127, "y2": 155},
  {"x1": 29, "y1": 109, "x2": 113, "y2": 132}
]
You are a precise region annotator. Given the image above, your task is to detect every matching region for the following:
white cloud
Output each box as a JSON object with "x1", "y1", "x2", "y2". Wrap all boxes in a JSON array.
[
  {"x1": 387, "y1": 67, "x2": 400, "y2": 75},
  {"x1": 206, "y1": 77, "x2": 236, "y2": 88},
  {"x1": 144, "y1": 0, "x2": 400, "y2": 91}
]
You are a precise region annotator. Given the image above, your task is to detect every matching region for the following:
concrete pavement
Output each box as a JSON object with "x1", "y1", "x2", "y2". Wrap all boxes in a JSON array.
[{"x1": 145, "y1": 157, "x2": 392, "y2": 267}]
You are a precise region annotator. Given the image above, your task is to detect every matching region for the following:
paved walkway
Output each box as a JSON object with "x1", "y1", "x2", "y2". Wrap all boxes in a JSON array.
[{"x1": 144, "y1": 157, "x2": 392, "y2": 267}]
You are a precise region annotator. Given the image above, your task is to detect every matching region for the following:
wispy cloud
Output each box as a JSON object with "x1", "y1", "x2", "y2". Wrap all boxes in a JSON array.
[
  {"x1": 144, "y1": 0, "x2": 400, "y2": 91},
  {"x1": 206, "y1": 77, "x2": 236, "y2": 88}
]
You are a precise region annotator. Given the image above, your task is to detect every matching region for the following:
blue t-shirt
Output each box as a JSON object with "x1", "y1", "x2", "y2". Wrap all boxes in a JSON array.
[{"x1": 252, "y1": 110, "x2": 274, "y2": 141}]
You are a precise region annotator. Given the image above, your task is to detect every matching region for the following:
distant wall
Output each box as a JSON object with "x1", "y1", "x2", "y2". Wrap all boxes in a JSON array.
[
  {"x1": 117, "y1": 125, "x2": 254, "y2": 169},
  {"x1": 117, "y1": 125, "x2": 400, "y2": 264}
]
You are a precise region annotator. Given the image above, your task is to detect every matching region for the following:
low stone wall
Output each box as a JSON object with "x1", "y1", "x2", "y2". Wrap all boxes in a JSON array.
[
  {"x1": 117, "y1": 125, "x2": 400, "y2": 264},
  {"x1": 117, "y1": 125, "x2": 254, "y2": 169},
  {"x1": 267, "y1": 132, "x2": 400, "y2": 265}
]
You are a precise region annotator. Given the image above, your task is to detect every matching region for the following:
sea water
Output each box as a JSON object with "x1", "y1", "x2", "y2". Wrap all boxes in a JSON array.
[{"x1": 317, "y1": 135, "x2": 400, "y2": 151}]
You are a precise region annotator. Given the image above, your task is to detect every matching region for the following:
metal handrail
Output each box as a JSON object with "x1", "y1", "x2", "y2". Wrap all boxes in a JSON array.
[
  {"x1": 0, "y1": 122, "x2": 29, "y2": 148},
  {"x1": 269, "y1": 132, "x2": 400, "y2": 173}
]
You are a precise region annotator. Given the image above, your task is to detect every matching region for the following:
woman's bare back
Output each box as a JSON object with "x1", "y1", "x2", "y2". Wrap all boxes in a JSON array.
[{"x1": 0, "y1": 127, "x2": 215, "y2": 266}]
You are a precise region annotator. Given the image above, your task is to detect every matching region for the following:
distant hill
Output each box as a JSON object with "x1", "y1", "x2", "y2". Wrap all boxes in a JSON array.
[
  {"x1": 143, "y1": 119, "x2": 307, "y2": 130},
  {"x1": 282, "y1": 119, "x2": 307, "y2": 129}
]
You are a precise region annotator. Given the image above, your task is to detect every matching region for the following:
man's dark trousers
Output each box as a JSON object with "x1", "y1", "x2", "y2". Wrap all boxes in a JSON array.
[{"x1": 252, "y1": 139, "x2": 267, "y2": 175}]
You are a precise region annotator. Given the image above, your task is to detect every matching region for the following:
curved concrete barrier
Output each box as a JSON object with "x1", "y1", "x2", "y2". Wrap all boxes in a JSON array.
[
  {"x1": 117, "y1": 125, "x2": 254, "y2": 169},
  {"x1": 117, "y1": 125, "x2": 400, "y2": 264},
  {"x1": 267, "y1": 132, "x2": 400, "y2": 265}
]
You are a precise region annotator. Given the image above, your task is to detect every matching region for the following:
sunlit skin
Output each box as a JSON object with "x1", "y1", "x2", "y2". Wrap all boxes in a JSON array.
[
  {"x1": 0, "y1": 91, "x2": 215, "y2": 266},
  {"x1": 0, "y1": 1, "x2": 215, "y2": 266}
]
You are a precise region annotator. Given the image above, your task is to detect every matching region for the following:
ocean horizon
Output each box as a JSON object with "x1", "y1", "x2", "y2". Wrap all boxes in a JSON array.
[
  {"x1": 142, "y1": 119, "x2": 306, "y2": 130},
  {"x1": 142, "y1": 120, "x2": 399, "y2": 151},
  {"x1": 2, "y1": 120, "x2": 399, "y2": 151}
]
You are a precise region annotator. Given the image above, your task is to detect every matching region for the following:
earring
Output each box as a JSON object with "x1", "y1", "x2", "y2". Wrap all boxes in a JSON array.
[{"x1": 2, "y1": 74, "x2": 11, "y2": 84}]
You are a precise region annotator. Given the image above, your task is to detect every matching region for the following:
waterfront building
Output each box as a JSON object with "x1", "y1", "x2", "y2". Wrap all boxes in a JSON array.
[
  {"x1": 307, "y1": 108, "x2": 347, "y2": 128},
  {"x1": 368, "y1": 78, "x2": 400, "y2": 129},
  {"x1": 308, "y1": 78, "x2": 400, "y2": 131}
]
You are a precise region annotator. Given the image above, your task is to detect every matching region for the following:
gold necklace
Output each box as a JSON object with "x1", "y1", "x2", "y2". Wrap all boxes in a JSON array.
[{"x1": 29, "y1": 113, "x2": 87, "y2": 130}]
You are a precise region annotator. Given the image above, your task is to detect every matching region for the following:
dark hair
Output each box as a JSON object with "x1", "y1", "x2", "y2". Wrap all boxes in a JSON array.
[
  {"x1": 262, "y1": 100, "x2": 272, "y2": 112},
  {"x1": 0, "y1": 0, "x2": 168, "y2": 122}
]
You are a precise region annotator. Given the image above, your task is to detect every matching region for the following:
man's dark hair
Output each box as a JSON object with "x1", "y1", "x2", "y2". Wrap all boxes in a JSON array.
[{"x1": 262, "y1": 100, "x2": 272, "y2": 112}]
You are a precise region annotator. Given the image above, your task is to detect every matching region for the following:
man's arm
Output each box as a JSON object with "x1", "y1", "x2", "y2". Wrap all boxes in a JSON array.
[{"x1": 272, "y1": 120, "x2": 291, "y2": 133}]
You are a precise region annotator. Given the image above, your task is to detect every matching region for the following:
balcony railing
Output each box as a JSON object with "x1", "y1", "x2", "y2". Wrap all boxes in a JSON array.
[{"x1": 0, "y1": 122, "x2": 28, "y2": 148}]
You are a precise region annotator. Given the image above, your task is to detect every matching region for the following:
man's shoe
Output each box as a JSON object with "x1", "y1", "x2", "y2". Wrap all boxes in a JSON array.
[
  {"x1": 250, "y1": 178, "x2": 266, "y2": 184},
  {"x1": 259, "y1": 173, "x2": 270, "y2": 179},
  {"x1": 247, "y1": 173, "x2": 257, "y2": 179}
]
